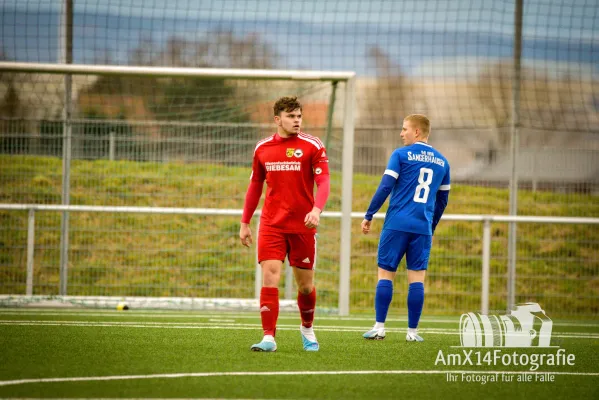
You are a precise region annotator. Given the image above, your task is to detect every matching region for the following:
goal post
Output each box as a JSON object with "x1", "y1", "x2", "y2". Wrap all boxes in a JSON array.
[{"x1": 0, "y1": 61, "x2": 356, "y2": 314}]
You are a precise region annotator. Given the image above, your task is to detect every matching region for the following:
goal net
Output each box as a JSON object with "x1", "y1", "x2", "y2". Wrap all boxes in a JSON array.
[{"x1": 0, "y1": 62, "x2": 355, "y2": 312}]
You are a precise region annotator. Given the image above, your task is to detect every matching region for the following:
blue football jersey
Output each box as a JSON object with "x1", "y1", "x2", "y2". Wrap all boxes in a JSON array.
[{"x1": 382, "y1": 142, "x2": 450, "y2": 235}]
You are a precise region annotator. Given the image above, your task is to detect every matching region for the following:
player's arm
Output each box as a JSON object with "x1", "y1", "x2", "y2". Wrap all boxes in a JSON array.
[
  {"x1": 362, "y1": 151, "x2": 400, "y2": 234},
  {"x1": 432, "y1": 166, "x2": 451, "y2": 234},
  {"x1": 305, "y1": 147, "x2": 330, "y2": 228},
  {"x1": 240, "y1": 153, "x2": 266, "y2": 247}
]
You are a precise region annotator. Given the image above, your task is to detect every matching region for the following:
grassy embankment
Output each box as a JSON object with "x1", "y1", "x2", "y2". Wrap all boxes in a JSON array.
[{"x1": 1, "y1": 155, "x2": 597, "y2": 315}]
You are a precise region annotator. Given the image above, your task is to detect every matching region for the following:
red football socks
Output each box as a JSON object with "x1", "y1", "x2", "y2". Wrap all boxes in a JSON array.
[
  {"x1": 260, "y1": 287, "x2": 279, "y2": 337},
  {"x1": 298, "y1": 287, "x2": 316, "y2": 328}
]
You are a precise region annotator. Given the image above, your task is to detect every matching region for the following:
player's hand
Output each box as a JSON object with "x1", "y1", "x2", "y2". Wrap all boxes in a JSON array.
[
  {"x1": 239, "y1": 223, "x2": 253, "y2": 247},
  {"x1": 361, "y1": 219, "x2": 372, "y2": 234},
  {"x1": 304, "y1": 207, "x2": 321, "y2": 229}
]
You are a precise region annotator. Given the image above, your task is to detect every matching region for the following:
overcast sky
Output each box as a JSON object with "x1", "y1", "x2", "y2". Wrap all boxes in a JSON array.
[
  {"x1": 4, "y1": 0, "x2": 596, "y2": 40},
  {"x1": 2, "y1": 0, "x2": 597, "y2": 77}
]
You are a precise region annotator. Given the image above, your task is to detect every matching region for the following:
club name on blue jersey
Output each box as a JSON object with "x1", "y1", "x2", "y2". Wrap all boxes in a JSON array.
[{"x1": 407, "y1": 150, "x2": 446, "y2": 167}]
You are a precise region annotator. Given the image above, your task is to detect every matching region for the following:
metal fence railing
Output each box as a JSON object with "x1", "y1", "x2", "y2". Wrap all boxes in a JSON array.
[{"x1": 1, "y1": 204, "x2": 597, "y2": 318}]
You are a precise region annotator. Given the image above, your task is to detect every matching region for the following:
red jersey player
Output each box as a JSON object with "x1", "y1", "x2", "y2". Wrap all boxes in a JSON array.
[{"x1": 239, "y1": 96, "x2": 330, "y2": 352}]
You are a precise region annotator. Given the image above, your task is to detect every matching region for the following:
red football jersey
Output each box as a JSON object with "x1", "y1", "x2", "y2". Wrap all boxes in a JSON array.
[{"x1": 250, "y1": 132, "x2": 329, "y2": 233}]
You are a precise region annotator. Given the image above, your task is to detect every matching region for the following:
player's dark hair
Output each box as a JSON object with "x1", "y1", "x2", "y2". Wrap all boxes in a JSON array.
[{"x1": 273, "y1": 96, "x2": 302, "y2": 116}]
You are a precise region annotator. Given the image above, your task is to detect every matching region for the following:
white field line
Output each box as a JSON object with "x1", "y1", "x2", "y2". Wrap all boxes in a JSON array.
[
  {"x1": 0, "y1": 310, "x2": 458, "y2": 323},
  {"x1": 0, "y1": 369, "x2": 598, "y2": 388},
  {"x1": 0, "y1": 310, "x2": 597, "y2": 327},
  {"x1": 0, "y1": 320, "x2": 598, "y2": 339},
  {"x1": 0, "y1": 318, "x2": 597, "y2": 335}
]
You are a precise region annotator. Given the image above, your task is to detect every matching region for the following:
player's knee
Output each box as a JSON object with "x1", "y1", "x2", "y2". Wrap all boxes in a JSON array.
[
  {"x1": 407, "y1": 269, "x2": 426, "y2": 283},
  {"x1": 297, "y1": 282, "x2": 313, "y2": 295},
  {"x1": 378, "y1": 266, "x2": 396, "y2": 281},
  {"x1": 261, "y1": 264, "x2": 281, "y2": 287},
  {"x1": 263, "y1": 271, "x2": 280, "y2": 287}
]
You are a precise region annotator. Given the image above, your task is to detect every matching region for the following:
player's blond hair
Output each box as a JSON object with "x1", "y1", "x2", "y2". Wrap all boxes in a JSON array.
[{"x1": 404, "y1": 114, "x2": 430, "y2": 138}]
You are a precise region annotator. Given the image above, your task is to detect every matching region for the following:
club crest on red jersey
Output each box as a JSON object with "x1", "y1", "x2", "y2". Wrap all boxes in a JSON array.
[{"x1": 286, "y1": 148, "x2": 304, "y2": 158}]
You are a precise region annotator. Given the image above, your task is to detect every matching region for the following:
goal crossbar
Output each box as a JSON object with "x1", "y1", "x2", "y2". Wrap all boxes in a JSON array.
[{"x1": 0, "y1": 61, "x2": 356, "y2": 81}]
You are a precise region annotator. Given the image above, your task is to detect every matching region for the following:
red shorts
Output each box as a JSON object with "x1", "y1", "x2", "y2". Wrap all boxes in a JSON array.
[{"x1": 257, "y1": 230, "x2": 317, "y2": 270}]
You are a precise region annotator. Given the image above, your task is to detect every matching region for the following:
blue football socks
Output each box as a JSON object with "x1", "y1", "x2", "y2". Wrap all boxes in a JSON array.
[
  {"x1": 375, "y1": 279, "x2": 394, "y2": 323},
  {"x1": 407, "y1": 282, "x2": 425, "y2": 329}
]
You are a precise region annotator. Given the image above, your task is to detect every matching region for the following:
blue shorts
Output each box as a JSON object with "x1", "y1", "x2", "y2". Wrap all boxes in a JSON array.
[{"x1": 377, "y1": 229, "x2": 432, "y2": 272}]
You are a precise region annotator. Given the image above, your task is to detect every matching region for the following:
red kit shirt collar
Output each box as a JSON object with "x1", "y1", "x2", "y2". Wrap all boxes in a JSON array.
[{"x1": 273, "y1": 132, "x2": 302, "y2": 142}]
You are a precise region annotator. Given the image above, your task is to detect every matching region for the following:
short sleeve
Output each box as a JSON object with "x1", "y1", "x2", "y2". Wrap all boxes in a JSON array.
[
  {"x1": 384, "y1": 150, "x2": 401, "y2": 179},
  {"x1": 440, "y1": 164, "x2": 451, "y2": 191}
]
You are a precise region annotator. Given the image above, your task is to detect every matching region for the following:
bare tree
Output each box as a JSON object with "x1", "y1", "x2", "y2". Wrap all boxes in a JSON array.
[
  {"x1": 360, "y1": 46, "x2": 413, "y2": 128},
  {"x1": 471, "y1": 61, "x2": 512, "y2": 149},
  {"x1": 0, "y1": 84, "x2": 21, "y2": 118},
  {"x1": 473, "y1": 60, "x2": 596, "y2": 150},
  {"x1": 0, "y1": 49, "x2": 23, "y2": 119},
  {"x1": 129, "y1": 35, "x2": 157, "y2": 67},
  {"x1": 82, "y1": 30, "x2": 279, "y2": 125},
  {"x1": 354, "y1": 46, "x2": 414, "y2": 172},
  {"x1": 193, "y1": 31, "x2": 277, "y2": 69},
  {"x1": 128, "y1": 30, "x2": 278, "y2": 70}
]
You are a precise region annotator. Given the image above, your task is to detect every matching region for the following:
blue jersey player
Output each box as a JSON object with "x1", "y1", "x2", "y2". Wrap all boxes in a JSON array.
[{"x1": 361, "y1": 114, "x2": 450, "y2": 342}]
